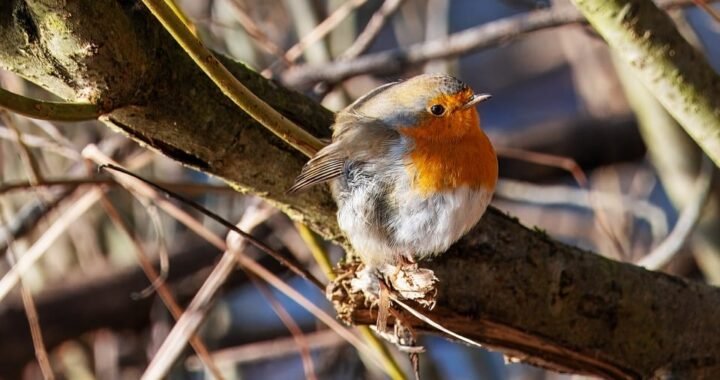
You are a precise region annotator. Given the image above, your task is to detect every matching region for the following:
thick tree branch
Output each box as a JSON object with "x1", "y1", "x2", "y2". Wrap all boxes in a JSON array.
[
  {"x1": 571, "y1": 0, "x2": 720, "y2": 168},
  {"x1": 1, "y1": 0, "x2": 719, "y2": 378}
]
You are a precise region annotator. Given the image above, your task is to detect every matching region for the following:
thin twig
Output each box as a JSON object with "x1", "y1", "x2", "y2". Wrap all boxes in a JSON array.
[
  {"x1": 636, "y1": 156, "x2": 714, "y2": 270},
  {"x1": 497, "y1": 146, "x2": 628, "y2": 258},
  {"x1": 0, "y1": 210, "x2": 55, "y2": 380},
  {"x1": 0, "y1": 125, "x2": 80, "y2": 159},
  {"x1": 339, "y1": 0, "x2": 406, "y2": 59},
  {"x1": 229, "y1": 203, "x2": 318, "y2": 380},
  {"x1": 1, "y1": 111, "x2": 45, "y2": 185},
  {"x1": 99, "y1": 163, "x2": 324, "y2": 289},
  {"x1": 185, "y1": 329, "x2": 343, "y2": 369},
  {"x1": 261, "y1": 0, "x2": 370, "y2": 76},
  {"x1": 226, "y1": 0, "x2": 292, "y2": 67},
  {"x1": 293, "y1": 223, "x2": 407, "y2": 380},
  {"x1": 28, "y1": 117, "x2": 78, "y2": 151},
  {"x1": 79, "y1": 146, "x2": 389, "y2": 379},
  {"x1": 495, "y1": 178, "x2": 668, "y2": 242},
  {"x1": 96, "y1": 186, "x2": 225, "y2": 380},
  {"x1": 254, "y1": 278, "x2": 318, "y2": 380},
  {"x1": 129, "y1": 202, "x2": 169, "y2": 300},
  {"x1": 0, "y1": 189, "x2": 100, "y2": 303},
  {"x1": 282, "y1": 0, "x2": 713, "y2": 89},
  {"x1": 693, "y1": 0, "x2": 720, "y2": 23},
  {"x1": 295, "y1": 223, "x2": 334, "y2": 280},
  {"x1": 390, "y1": 295, "x2": 485, "y2": 350},
  {"x1": 0, "y1": 178, "x2": 235, "y2": 196},
  {"x1": 0, "y1": 86, "x2": 101, "y2": 122},
  {"x1": 140, "y1": 0, "x2": 323, "y2": 157},
  {"x1": 0, "y1": 152, "x2": 154, "y2": 303}
]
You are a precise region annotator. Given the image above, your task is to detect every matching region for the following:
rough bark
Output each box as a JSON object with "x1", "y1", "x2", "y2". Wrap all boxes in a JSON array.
[{"x1": 1, "y1": 1, "x2": 719, "y2": 378}]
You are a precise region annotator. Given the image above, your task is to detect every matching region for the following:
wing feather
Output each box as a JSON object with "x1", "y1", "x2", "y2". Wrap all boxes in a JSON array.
[
  {"x1": 288, "y1": 114, "x2": 401, "y2": 194},
  {"x1": 287, "y1": 147, "x2": 345, "y2": 193}
]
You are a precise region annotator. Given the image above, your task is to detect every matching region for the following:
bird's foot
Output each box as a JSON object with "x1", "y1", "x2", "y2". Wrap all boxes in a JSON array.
[
  {"x1": 380, "y1": 261, "x2": 438, "y2": 310},
  {"x1": 326, "y1": 259, "x2": 432, "y2": 376}
]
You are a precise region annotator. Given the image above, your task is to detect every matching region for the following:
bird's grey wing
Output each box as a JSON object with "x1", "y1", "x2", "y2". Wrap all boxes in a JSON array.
[
  {"x1": 287, "y1": 143, "x2": 346, "y2": 193},
  {"x1": 288, "y1": 117, "x2": 400, "y2": 193}
]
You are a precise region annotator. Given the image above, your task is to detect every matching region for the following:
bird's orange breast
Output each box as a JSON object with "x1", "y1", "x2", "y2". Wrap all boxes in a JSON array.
[{"x1": 399, "y1": 109, "x2": 498, "y2": 196}]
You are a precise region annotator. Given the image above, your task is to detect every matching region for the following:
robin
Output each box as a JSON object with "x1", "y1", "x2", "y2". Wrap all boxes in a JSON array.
[{"x1": 290, "y1": 73, "x2": 498, "y2": 270}]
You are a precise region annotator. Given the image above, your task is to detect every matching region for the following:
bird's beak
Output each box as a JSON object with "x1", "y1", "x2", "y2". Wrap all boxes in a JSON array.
[{"x1": 461, "y1": 93, "x2": 492, "y2": 109}]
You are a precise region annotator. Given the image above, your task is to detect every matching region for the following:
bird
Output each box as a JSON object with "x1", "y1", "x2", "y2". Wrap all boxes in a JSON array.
[{"x1": 289, "y1": 73, "x2": 498, "y2": 270}]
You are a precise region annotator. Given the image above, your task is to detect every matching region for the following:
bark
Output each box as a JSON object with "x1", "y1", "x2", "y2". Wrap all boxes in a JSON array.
[{"x1": 1, "y1": 1, "x2": 719, "y2": 378}]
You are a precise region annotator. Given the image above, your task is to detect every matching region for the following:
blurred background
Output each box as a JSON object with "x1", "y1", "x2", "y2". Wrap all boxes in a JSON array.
[{"x1": 1, "y1": 0, "x2": 719, "y2": 379}]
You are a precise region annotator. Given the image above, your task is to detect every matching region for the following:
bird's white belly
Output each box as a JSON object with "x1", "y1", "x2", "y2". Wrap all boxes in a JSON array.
[
  {"x1": 336, "y1": 176, "x2": 492, "y2": 267},
  {"x1": 391, "y1": 184, "x2": 492, "y2": 258}
]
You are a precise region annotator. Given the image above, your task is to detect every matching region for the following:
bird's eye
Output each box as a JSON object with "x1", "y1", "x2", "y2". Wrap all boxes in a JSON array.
[{"x1": 429, "y1": 104, "x2": 446, "y2": 116}]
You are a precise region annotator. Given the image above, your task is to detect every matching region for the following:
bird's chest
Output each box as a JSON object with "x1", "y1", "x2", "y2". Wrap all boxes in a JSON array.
[{"x1": 404, "y1": 135, "x2": 495, "y2": 196}]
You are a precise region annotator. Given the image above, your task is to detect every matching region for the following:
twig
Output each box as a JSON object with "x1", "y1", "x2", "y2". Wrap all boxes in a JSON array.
[
  {"x1": 1, "y1": 112, "x2": 45, "y2": 185},
  {"x1": 166, "y1": 0, "x2": 197, "y2": 37},
  {"x1": 128, "y1": 202, "x2": 168, "y2": 299},
  {"x1": 0, "y1": 210, "x2": 55, "y2": 380},
  {"x1": 495, "y1": 178, "x2": 669, "y2": 242},
  {"x1": 693, "y1": 0, "x2": 720, "y2": 23},
  {"x1": 295, "y1": 222, "x2": 334, "y2": 280},
  {"x1": 262, "y1": 0, "x2": 369, "y2": 76},
  {"x1": 0, "y1": 86, "x2": 101, "y2": 122},
  {"x1": 185, "y1": 329, "x2": 343, "y2": 369},
  {"x1": 254, "y1": 277, "x2": 318, "y2": 380},
  {"x1": 293, "y1": 223, "x2": 407, "y2": 380},
  {"x1": 390, "y1": 295, "x2": 485, "y2": 351},
  {"x1": 282, "y1": 0, "x2": 713, "y2": 89},
  {"x1": 18, "y1": 286, "x2": 54, "y2": 380},
  {"x1": 96, "y1": 186, "x2": 225, "y2": 380},
  {"x1": 0, "y1": 178, "x2": 235, "y2": 196},
  {"x1": 99, "y1": 163, "x2": 324, "y2": 289},
  {"x1": 226, "y1": 0, "x2": 292, "y2": 67},
  {"x1": 79, "y1": 146, "x2": 389, "y2": 379},
  {"x1": 27, "y1": 119, "x2": 77, "y2": 152},
  {"x1": 140, "y1": 0, "x2": 324, "y2": 157},
  {"x1": 0, "y1": 188, "x2": 101, "y2": 303},
  {"x1": 339, "y1": 0, "x2": 406, "y2": 59},
  {"x1": 0, "y1": 151, "x2": 154, "y2": 303},
  {"x1": 496, "y1": 146, "x2": 628, "y2": 258},
  {"x1": 636, "y1": 156, "x2": 714, "y2": 270},
  {"x1": 0, "y1": 125, "x2": 80, "y2": 159}
]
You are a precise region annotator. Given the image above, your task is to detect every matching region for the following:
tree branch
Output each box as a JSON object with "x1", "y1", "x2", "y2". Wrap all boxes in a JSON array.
[
  {"x1": 571, "y1": 0, "x2": 720, "y2": 168},
  {"x1": 280, "y1": 0, "x2": 711, "y2": 90},
  {"x1": 1, "y1": 0, "x2": 719, "y2": 377},
  {"x1": 0, "y1": 86, "x2": 101, "y2": 121}
]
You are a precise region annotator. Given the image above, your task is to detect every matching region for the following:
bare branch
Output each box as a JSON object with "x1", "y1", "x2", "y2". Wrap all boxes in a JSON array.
[
  {"x1": 281, "y1": 0, "x2": 713, "y2": 89},
  {"x1": 571, "y1": 0, "x2": 720, "y2": 167}
]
